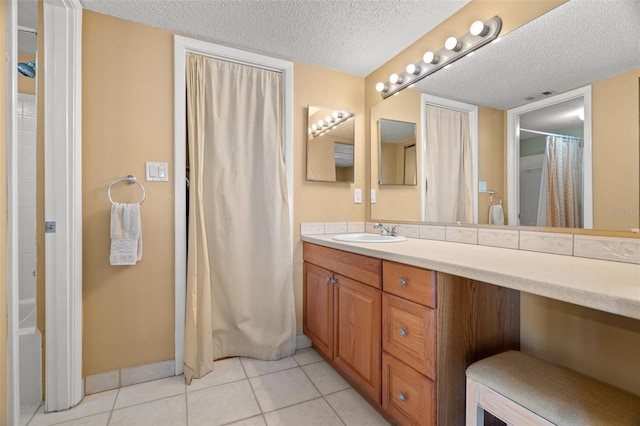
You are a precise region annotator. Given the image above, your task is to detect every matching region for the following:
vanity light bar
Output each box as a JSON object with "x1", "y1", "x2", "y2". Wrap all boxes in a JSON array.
[
  {"x1": 376, "y1": 16, "x2": 502, "y2": 99},
  {"x1": 309, "y1": 111, "x2": 354, "y2": 139}
]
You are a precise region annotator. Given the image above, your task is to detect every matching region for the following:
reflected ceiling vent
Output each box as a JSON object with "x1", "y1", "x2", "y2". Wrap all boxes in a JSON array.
[{"x1": 525, "y1": 90, "x2": 557, "y2": 103}]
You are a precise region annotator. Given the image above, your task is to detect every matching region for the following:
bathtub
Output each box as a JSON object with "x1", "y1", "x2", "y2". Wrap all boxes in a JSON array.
[{"x1": 18, "y1": 299, "x2": 42, "y2": 405}]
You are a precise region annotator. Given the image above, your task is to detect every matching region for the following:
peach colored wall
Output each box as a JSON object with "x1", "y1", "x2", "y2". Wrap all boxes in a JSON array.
[
  {"x1": 477, "y1": 106, "x2": 506, "y2": 224},
  {"x1": 1, "y1": 1, "x2": 9, "y2": 421},
  {"x1": 81, "y1": 12, "x2": 365, "y2": 375},
  {"x1": 293, "y1": 61, "x2": 365, "y2": 332},
  {"x1": 18, "y1": 53, "x2": 36, "y2": 95},
  {"x1": 592, "y1": 68, "x2": 640, "y2": 231},
  {"x1": 82, "y1": 11, "x2": 175, "y2": 376},
  {"x1": 521, "y1": 294, "x2": 640, "y2": 396}
]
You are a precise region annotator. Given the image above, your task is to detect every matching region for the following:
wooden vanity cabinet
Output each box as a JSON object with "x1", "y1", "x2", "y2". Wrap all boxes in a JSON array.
[
  {"x1": 303, "y1": 243, "x2": 520, "y2": 425},
  {"x1": 303, "y1": 242, "x2": 382, "y2": 402}
]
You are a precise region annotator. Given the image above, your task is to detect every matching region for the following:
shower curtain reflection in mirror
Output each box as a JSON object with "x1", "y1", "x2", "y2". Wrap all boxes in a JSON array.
[
  {"x1": 537, "y1": 135, "x2": 584, "y2": 227},
  {"x1": 183, "y1": 53, "x2": 296, "y2": 383},
  {"x1": 424, "y1": 105, "x2": 473, "y2": 223}
]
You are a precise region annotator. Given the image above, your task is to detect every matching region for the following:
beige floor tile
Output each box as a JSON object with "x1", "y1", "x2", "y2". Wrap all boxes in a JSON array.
[
  {"x1": 302, "y1": 361, "x2": 350, "y2": 395},
  {"x1": 109, "y1": 394, "x2": 186, "y2": 426},
  {"x1": 240, "y1": 357, "x2": 298, "y2": 378},
  {"x1": 326, "y1": 389, "x2": 390, "y2": 426},
  {"x1": 250, "y1": 368, "x2": 320, "y2": 412},
  {"x1": 19, "y1": 403, "x2": 40, "y2": 426},
  {"x1": 292, "y1": 348, "x2": 323, "y2": 366},
  {"x1": 263, "y1": 398, "x2": 343, "y2": 426},
  {"x1": 188, "y1": 357, "x2": 246, "y2": 392},
  {"x1": 114, "y1": 375, "x2": 185, "y2": 409},
  {"x1": 225, "y1": 415, "x2": 267, "y2": 426},
  {"x1": 54, "y1": 412, "x2": 110, "y2": 426},
  {"x1": 29, "y1": 390, "x2": 117, "y2": 426},
  {"x1": 188, "y1": 379, "x2": 260, "y2": 426}
]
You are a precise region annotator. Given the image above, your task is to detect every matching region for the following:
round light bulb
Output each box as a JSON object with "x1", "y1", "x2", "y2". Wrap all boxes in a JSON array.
[
  {"x1": 470, "y1": 20, "x2": 488, "y2": 36},
  {"x1": 423, "y1": 51, "x2": 439, "y2": 64},
  {"x1": 332, "y1": 111, "x2": 339, "y2": 118},
  {"x1": 406, "y1": 64, "x2": 421, "y2": 75},
  {"x1": 375, "y1": 82, "x2": 388, "y2": 93},
  {"x1": 445, "y1": 36, "x2": 462, "y2": 51},
  {"x1": 326, "y1": 115, "x2": 333, "y2": 123},
  {"x1": 311, "y1": 124, "x2": 318, "y2": 131},
  {"x1": 389, "y1": 73, "x2": 403, "y2": 84},
  {"x1": 308, "y1": 128, "x2": 312, "y2": 134},
  {"x1": 317, "y1": 120, "x2": 324, "y2": 127}
]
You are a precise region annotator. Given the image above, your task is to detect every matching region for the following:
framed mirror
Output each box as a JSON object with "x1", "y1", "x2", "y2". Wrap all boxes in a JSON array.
[
  {"x1": 378, "y1": 118, "x2": 417, "y2": 186},
  {"x1": 306, "y1": 105, "x2": 355, "y2": 183},
  {"x1": 369, "y1": 1, "x2": 640, "y2": 232}
]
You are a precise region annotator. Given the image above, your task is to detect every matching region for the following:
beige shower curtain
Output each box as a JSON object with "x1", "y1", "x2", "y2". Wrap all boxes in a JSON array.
[
  {"x1": 425, "y1": 105, "x2": 473, "y2": 222},
  {"x1": 537, "y1": 135, "x2": 584, "y2": 227},
  {"x1": 184, "y1": 53, "x2": 296, "y2": 383}
]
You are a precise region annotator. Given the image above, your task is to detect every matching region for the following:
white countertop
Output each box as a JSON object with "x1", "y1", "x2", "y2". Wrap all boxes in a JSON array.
[{"x1": 301, "y1": 234, "x2": 640, "y2": 320}]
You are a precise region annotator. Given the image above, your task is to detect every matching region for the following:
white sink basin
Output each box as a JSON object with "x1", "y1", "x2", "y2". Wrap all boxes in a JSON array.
[{"x1": 331, "y1": 233, "x2": 407, "y2": 243}]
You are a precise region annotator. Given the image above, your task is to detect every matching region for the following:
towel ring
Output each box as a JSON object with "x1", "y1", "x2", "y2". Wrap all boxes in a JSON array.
[
  {"x1": 489, "y1": 190, "x2": 502, "y2": 205},
  {"x1": 108, "y1": 175, "x2": 146, "y2": 205}
]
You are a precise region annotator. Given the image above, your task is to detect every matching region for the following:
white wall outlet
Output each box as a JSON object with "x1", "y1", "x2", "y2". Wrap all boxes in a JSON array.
[
  {"x1": 354, "y1": 188, "x2": 362, "y2": 204},
  {"x1": 146, "y1": 162, "x2": 169, "y2": 182},
  {"x1": 479, "y1": 181, "x2": 488, "y2": 193},
  {"x1": 370, "y1": 189, "x2": 377, "y2": 203}
]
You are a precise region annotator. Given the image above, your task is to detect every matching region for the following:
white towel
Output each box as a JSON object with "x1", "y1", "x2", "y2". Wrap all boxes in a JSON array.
[
  {"x1": 488, "y1": 204, "x2": 505, "y2": 225},
  {"x1": 110, "y1": 202, "x2": 143, "y2": 266}
]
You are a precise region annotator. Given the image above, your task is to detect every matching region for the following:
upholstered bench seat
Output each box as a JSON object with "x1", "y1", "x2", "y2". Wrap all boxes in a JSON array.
[{"x1": 465, "y1": 350, "x2": 640, "y2": 425}]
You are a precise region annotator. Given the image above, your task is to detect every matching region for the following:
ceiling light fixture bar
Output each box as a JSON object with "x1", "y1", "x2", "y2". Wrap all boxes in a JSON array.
[
  {"x1": 376, "y1": 16, "x2": 502, "y2": 99},
  {"x1": 309, "y1": 111, "x2": 354, "y2": 139}
]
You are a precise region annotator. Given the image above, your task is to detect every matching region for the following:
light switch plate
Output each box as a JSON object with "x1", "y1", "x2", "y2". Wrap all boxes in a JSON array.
[
  {"x1": 479, "y1": 181, "x2": 488, "y2": 193},
  {"x1": 370, "y1": 189, "x2": 377, "y2": 204},
  {"x1": 354, "y1": 188, "x2": 362, "y2": 204},
  {"x1": 146, "y1": 162, "x2": 169, "y2": 182}
]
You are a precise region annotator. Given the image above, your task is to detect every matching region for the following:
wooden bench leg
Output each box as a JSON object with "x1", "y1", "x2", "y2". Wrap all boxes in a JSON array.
[{"x1": 466, "y1": 377, "x2": 484, "y2": 426}]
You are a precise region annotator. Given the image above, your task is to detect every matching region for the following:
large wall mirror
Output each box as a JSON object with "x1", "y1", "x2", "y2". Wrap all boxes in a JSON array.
[
  {"x1": 369, "y1": 1, "x2": 640, "y2": 232},
  {"x1": 307, "y1": 105, "x2": 355, "y2": 183},
  {"x1": 378, "y1": 118, "x2": 417, "y2": 186}
]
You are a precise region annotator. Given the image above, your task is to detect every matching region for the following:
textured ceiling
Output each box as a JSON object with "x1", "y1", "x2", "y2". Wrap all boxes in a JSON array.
[
  {"x1": 79, "y1": 0, "x2": 469, "y2": 77},
  {"x1": 412, "y1": 0, "x2": 640, "y2": 110}
]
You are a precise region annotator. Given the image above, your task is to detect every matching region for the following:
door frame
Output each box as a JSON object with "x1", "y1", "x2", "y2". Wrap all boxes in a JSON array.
[
  {"x1": 7, "y1": 0, "x2": 83, "y2": 418},
  {"x1": 43, "y1": 0, "x2": 84, "y2": 412},
  {"x1": 506, "y1": 86, "x2": 593, "y2": 227},
  {"x1": 173, "y1": 35, "x2": 294, "y2": 375}
]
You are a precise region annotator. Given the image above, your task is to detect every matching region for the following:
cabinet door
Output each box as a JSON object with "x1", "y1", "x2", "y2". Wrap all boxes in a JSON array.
[
  {"x1": 334, "y1": 274, "x2": 382, "y2": 403},
  {"x1": 303, "y1": 262, "x2": 334, "y2": 360}
]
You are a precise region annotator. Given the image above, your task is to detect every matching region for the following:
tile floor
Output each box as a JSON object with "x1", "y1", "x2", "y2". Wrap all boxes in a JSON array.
[{"x1": 21, "y1": 348, "x2": 390, "y2": 426}]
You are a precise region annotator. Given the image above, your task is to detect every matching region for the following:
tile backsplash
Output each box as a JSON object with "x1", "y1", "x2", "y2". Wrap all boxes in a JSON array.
[{"x1": 301, "y1": 221, "x2": 640, "y2": 265}]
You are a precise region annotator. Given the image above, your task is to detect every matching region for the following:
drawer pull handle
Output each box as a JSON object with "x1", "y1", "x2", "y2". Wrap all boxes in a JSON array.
[
  {"x1": 399, "y1": 278, "x2": 407, "y2": 286},
  {"x1": 326, "y1": 277, "x2": 336, "y2": 284},
  {"x1": 398, "y1": 393, "x2": 407, "y2": 402},
  {"x1": 398, "y1": 328, "x2": 407, "y2": 337}
]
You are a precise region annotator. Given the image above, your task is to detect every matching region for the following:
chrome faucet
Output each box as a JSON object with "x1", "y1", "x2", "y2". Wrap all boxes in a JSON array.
[{"x1": 374, "y1": 223, "x2": 398, "y2": 237}]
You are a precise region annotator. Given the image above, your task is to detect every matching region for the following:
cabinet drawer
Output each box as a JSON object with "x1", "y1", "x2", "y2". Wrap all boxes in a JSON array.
[
  {"x1": 382, "y1": 353, "x2": 435, "y2": 426},
  {"x1": 382, "y1": 294, "x2": 435, "y2": 379},
  {"x1": 383, "y1": 261, "x2": 436, "y2": 308},
  {"x1": 303, "y1": 242, "x2": 381, "y2": 289}
]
